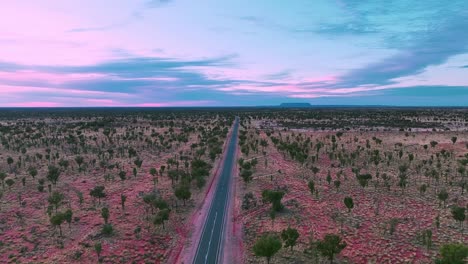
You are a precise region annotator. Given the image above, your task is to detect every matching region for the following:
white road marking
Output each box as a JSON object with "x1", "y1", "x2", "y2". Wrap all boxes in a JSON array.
[
  {"x1": 193, "y1": 118, "x2": 239, "y2": 264},
  {"x1": 205, "y1": 212, "x2": 218, "y2": 264}
]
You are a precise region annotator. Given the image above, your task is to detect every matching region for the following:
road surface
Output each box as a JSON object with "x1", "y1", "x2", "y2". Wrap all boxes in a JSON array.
[{"x1": 193, "y1": 117, "x2": 239, "y2": 264}]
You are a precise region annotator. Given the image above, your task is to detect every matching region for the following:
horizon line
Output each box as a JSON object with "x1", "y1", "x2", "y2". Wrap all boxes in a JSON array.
[{"x1": 1, "y1": 105, "x2": 468, "y2": 109}]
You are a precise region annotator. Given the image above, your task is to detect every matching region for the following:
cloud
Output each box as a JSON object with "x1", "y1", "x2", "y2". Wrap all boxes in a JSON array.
[
  {"x1": 0, "y1": 71, "x2": 108, "y2": 85},
  {"x1": 39, "y1": 55, "x2": 235, "y2": 76},
  {"x1": 238, "y1": 16, "x2": 261, "y2": 23},
  {"x1": 0, "y1": 85, "x2": 132, "y2": 98},
  {"x1": 67, "y1": 11, "x2": 143, "y2": 33},
  {"x1": 0, "y1": 54, "x2": 244, "y2": 106},
  {"x1": 310, "y1": 1, "x2": 468, "y2": 95},
  {"x1": 384, "y1": 86, "x2": 468, "y2": 97},
  {"x1": 0, "y1": 61, "x2": 23, "y2": 71},
  {"x1": 146, "y1": 0, "x2": 172, "y2": 8},
  {"x1": 0, "y1": 54, "x2": 235, "y2": 79},
  {"x1": 2, "y1": 0, "x2": 468, "y2": 107},
  {"x1": 264, "y1": 70, "x2": 292, "y2": 80},
  {"x1": 316, "y1": 22, "x2": 378, "y2": 35},
  {"x1": 0, "y1": 99, "x2": 215, "y2": 108},
  {"x1": 2, "y1": 48, "x2": 467, "y2": 106},
  {"x1": 133, "y1": 100, "x2": 213, "y2": 107},
  {"x1": 319, "y1": 1, "x2": 464, "y2": 38},
  {"x1": 68, "y1": 22, "x2": 128, "y2": 33},
  {"x1": 337, "y1": 46, "x2": 466, "y2": 91},
  {"x1": 1, "y1": 52, "x2": 345, "y2": 106},
  {"x1": 1, "y1": 101, "x2": 64, "y2": 107}
]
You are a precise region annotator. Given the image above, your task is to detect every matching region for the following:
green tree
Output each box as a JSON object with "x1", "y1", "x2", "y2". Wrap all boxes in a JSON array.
[
  {"x1": 64, "y1": 209, "x2": 73, "y2": 228},
  {"x1": 7, "y1": 156, "x2": 14, "y2": 170},
  {"x1": 102, "y1": 223, "x2": 113, "y2": 235},
  {"x1": 76, "y1": 191, "x2": 84, "y2": 206},
  {"x1": 90, "y1": 185, "x2": 106, "y2": 204},
  {"x1": 308, "y1": 180, "x2": 315, "y2": 195},
  {"x1": 436, "y1": 243, "x2": 468, "y2": 264},
  {"x1": 451, "y1": 206, "x2": 466, "y2": 229},
  {"x1": 50, "y1": 212, "x2": 65, "y2": 236},
  {"x1": 0, "y1": 172, "x2": 6, "y2": 188},
  {"x1": 94, "y1": 242, "x2": 102, "y2": 260},
  {"x1": 253, "y1": 234, "x2": 282, "y2": 264},
  {"x1": 419, "y1": 184, "x2": 427, "y2": 196},
  {"x1": 281, "y1": 227, "x2": 300, "y2": 251},
  {"x1": 47, "y1": 166, "x2": 61, "y2": 185},
  {"x1": 121, "y1": 194, "x2": 127, "y2": 210},
  {"x1": 240, "y1": 169, "x2": 253, "y2": 183},
  {"x1": 344, "y1": 197, "x2": 354, "y2": 213},
  {"x1": 316, "y1": 234, "x2": 347, "y2": 264},
  {"x1": 5, "y1": 178, "x2": 15, "y2": 190},
  {"x1": 58, "y1": 159, "x2": 69, "y2": 170},
  {"x1": 420, "y1": 229, "x2": 432, "y2": 249},
  {"x1": 28, "y1": 167, "x2": 38, "y2": 179},
  {"x1": 134, "y1": 157, "x2": 143, "y2": 168},
  {"x1": 262, "y1": 190, "x2": 285, "y2": 212},
  {"x1": 174, "y1": 184, "x2": 191, "y2": 205},
  {"x1": 451, "y1": 136, "x2": 458, "y2": 145},
  {"x1": 75, "y1": 156, "x2": 84, "y2": 170},
  {"x1": 48, "y1": 191, "x2": 64, "y2": 212},
  {"x1": 150, "y1": 167, "x2": 157, "y2": 177},
  {"x1": 312, "y1": 167, "x2": 320, "y2": 179},
  {"x1": 388, "y1": 218, "x2": 399, "y2": 235},
  {"x1": 437, "y1": 189, "x2": 449, "y2": 207},
  {"x1": 458, "y1": 166, "x2": 466, "y2": 178},
  {"x1": 154, "y1": 208, "x2": 170, "y2": 229},
  {"x1": 101, "y1": 207, "x2": 109, "y2": 224},
  {"x1": 334, "y1": 180, "x2": 341, "y2": 192},
  {"x1": 357, "y1": 174, "x2": 372, "y2": 188},
  {"x1": 267, "y1": 210, "x2": 275, "y2": 227},
  {"x1": 119, "y1": 170, "x2": 126, "y2": 181},
  {"x1": 326, "y1": 171, "x2": 332, "y2": 185}
]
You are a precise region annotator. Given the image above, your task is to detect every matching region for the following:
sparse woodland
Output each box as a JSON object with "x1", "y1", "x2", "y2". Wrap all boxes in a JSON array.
[
  {"x1": 236, "y1": 108, "x2": 468, "y2": 264},
  {"x1": 0, "y1": 108, "x2": 234, "y2": 263},
  {"x1": 0, "y1": 108, "x2": 467, "y2": 263}
]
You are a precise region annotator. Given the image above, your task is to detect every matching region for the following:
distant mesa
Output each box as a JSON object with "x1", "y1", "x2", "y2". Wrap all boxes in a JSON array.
[{"x1": 279, "y1": 102, "x2": 312, "y2": 108}]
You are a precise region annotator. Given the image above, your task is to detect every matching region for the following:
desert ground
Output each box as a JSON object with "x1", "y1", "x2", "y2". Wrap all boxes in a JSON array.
[
  {"x1": 0, "y1": 108, "x2": 467, "y2": 264},
  {"x1": 0, "y1": 108, "x2": 234, "y2": 263},
  {"x1": 235, "y1": 108, "x2": 467, "y2": 264}
]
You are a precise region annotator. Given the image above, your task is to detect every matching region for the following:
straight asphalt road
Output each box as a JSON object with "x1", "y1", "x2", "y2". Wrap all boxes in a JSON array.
[{"x1": 193, "y1": 117, "x2": 239, "y2": 264}]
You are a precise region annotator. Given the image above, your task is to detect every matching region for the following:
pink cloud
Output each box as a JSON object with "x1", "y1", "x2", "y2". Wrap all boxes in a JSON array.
[
  {"x1": 287, "y1": 94, "x2": 322, "y2": 98},
  {"x1": 112, "y1": 77, "x2": 179, "y2": 82},
  {"x1": 302, "y1": 75, "x2": 337, "y2": 83},
  {"x1": 288, "y1": 93, "x2": 353, "y2": 98},
  {"x1": 85, "y1": 99, "x2": 117, "y2": 105},
  {"x1": 289, "y1": 89, "x2": 377, "y2": 99},
  {"x1": 218, "y1": 84, "x2": 308, "y2": 93},
  {"x1": 0, "y1": 98, "x2": 214, "y2": 108},
  {"x1": 2, "y1": 101, "x2": 63, "y2": 107},
  {"x1": 0, "y1": 85, "x2": 132, "y2": 98},
  {"x1": 134, "y1": 100, "x2": 214, "y2": 107},
  {"x1": 213, "y1": 74, "x2": 342, "y2": 96},
  {"x1": 0, "y1": 70, "x2": 107, "y2": 84},
  {"x1": 378, "y1": 63, "x2": 410, "y2": 73}
]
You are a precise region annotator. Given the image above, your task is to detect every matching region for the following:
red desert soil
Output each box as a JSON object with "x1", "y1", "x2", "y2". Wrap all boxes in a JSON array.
[
  {"x1": 0, "y1": 113, "x2": 233, "y2": 264},
  {"x1": 237, "y1": 126, "x2": 467, "y2": 264}
]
